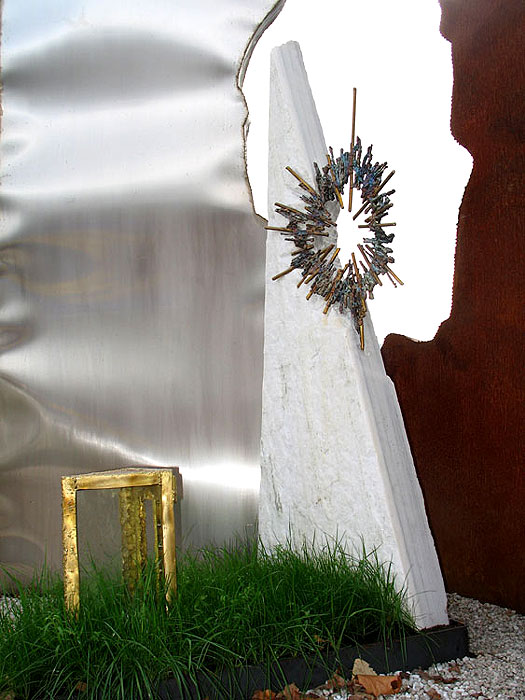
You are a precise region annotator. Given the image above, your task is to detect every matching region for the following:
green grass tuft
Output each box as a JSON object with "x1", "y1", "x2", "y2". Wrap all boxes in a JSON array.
[{"x1": 0, "y1": 539, "x2": 416, "y2": 699}]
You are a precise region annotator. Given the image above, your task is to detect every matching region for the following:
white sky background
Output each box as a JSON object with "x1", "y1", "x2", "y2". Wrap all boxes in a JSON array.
[{"x1": 243, "y1": 0, "x2": 473, "y2": 345}]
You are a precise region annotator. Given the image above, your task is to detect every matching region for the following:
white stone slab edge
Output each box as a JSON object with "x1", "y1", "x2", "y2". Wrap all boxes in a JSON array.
[{"x1": 259, "y1": 41, "x2": 448, "y2": 629}]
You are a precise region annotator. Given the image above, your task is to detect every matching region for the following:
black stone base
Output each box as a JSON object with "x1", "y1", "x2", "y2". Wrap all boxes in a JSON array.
[{"x1": 158, "y1": 621, "x2": 469, "y2": 699}]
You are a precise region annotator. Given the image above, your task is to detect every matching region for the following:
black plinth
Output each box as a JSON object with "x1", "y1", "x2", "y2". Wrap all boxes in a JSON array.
[{"x1": 158, "y1": 621, "x2": 469, "y2": 700}]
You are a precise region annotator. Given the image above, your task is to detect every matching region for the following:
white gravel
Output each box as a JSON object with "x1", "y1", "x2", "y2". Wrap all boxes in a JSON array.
[
  {"x1": 0, "y1": 596, "x2": 20, "y2": 620},
  {"x1": 399, "y1": 592, "x2": 525, "y2": 700},
  {"x1": 307, "y1": 593, "x2": 525, "y2": 699}
]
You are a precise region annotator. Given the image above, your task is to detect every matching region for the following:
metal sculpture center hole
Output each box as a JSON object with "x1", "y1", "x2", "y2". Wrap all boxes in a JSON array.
[{"x1": 334, "y1": 208, "x2": 363, "y2": 267}]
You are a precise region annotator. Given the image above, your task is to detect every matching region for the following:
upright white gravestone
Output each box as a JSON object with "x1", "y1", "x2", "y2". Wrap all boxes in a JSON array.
[{"x1": 258, "y1": 41, "x2": 448, "y2": 629}]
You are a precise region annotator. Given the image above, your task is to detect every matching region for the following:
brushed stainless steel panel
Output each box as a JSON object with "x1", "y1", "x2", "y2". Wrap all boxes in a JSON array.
[{"x1": 0, "y1": 0, "x2": 282, "y2": 577}]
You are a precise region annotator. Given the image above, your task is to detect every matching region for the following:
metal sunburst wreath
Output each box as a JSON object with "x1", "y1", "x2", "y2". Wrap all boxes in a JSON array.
[{"x1": 268, "y1": 89, "x2": 402, "y2": 351}]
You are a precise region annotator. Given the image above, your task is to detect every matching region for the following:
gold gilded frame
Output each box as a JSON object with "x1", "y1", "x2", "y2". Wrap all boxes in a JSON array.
[{"x1": 61, "y1": 467, "x2": 178, "y2": 611}]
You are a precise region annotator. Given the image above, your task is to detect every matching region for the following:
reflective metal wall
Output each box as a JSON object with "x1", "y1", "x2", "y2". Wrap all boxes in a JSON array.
[{"x1": 0, "y1": 0, "x2": 281, "y2": 578}]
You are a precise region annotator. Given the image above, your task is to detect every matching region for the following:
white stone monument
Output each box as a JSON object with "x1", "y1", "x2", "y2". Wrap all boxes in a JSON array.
[{"x1": 259, "y1": 41, "x2": 448, "y2": 630}]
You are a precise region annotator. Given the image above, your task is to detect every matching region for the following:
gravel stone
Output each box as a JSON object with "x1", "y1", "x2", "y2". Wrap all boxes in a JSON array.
[
  {"x1": 310, "y1": 593, "x2": 525, "y2": 699},
  {"x1": 0, "y1": 596, "x2": 21, "y2": 620}
]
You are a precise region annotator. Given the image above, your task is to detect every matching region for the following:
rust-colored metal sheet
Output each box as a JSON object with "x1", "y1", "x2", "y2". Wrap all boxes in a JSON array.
[{"x1": 382, "y1": 0, "x2": 525, "y2": 613}]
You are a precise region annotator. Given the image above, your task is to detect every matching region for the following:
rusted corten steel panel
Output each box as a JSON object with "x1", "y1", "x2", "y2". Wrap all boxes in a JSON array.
[{"x1": 382, "y1": 0, "x2": 525, "y2": 612}]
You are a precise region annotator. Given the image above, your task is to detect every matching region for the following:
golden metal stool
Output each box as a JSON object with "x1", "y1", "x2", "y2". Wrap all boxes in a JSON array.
[{"x1": 61, "y1": 467, "x2": 179, "y2": 611}]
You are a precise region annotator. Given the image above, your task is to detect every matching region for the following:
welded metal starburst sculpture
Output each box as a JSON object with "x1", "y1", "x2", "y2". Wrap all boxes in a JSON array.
[{"x1": 269, "y1": 89, "x2": 402, "y2": 350}]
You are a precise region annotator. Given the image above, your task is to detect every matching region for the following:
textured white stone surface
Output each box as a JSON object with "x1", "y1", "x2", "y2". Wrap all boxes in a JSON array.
[{"x1": 259, "y1": 41, "x2": 448, "y2": 629}]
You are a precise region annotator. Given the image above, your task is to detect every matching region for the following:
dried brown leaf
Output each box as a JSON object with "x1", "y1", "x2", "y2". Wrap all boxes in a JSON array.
[
  {"x1": 356, "y1": 673, "x2": 403, "y2": 696},
  {"x1": 352, "y1": 659, "x2": 377, "y2": 677},
  {"x1": 326, "y1": 672, "x2": 347, "y2": 689},
  {"x1": 421, "y1": 671, "x2": 459, "y2": 685},
  {"x1": 433, "y1": 674, "x2": 458, "y2": 684},
  {"x1": 425, "y1": 689, "x2": 442, "y2": 699},
  {"x1": 252, "y1": 691, "x2": 277, "y2": 700},
  {"x1": 276, "y1": 683, "x2": 303, "y2": 700},
  {"x1": 314, "y1": 670, "x2": 349, "y2": 692},
  {"x1": 74, "y1": 681, "x2": 88, "y2": 693}
]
